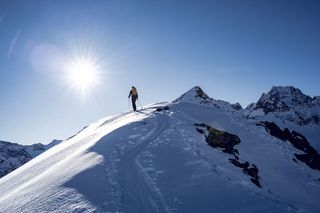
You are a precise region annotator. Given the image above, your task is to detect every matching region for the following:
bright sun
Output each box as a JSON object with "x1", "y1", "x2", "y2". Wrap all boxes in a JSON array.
[{"x1": 65, "y1": 57, "x2": 102, "y2": 97}]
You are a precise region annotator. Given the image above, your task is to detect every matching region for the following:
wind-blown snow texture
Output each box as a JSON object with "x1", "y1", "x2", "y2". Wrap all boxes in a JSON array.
[{"x1": 0, "y1": 86, "x2": 319, "y2": 212}]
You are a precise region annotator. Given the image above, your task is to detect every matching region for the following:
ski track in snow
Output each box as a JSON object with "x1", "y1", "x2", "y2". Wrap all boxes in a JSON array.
[
  {"x1": 120, "y1": 113, "x2": 171, "y2": 212},
  {"x1": 101, "y1": 112, "x2": 173, "y2": 213}
]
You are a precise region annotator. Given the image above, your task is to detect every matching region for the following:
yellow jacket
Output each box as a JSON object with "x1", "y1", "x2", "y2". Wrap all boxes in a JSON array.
[{"x1": 129, "y1": 87, "x2": 138, "y2": 98}]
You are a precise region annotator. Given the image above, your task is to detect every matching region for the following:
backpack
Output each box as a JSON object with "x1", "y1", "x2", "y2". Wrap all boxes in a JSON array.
[{"x1": 132, "y1": 87, "x2": 138, "y2": 96}]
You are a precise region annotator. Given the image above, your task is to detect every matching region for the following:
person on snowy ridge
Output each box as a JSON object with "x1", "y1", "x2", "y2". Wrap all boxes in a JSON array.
[{"x1": 128, "y1": 86, "x2": 138, "y2": 111}]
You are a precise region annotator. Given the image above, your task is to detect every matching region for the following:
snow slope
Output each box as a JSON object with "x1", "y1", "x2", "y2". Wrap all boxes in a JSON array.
[{"x1": 0, "y1": 87, "x2": 319, "y2": 212}]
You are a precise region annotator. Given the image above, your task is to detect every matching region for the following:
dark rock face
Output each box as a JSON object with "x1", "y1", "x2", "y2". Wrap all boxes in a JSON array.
[
  {"x1": 229, "y1": 159, "x2": 261, "y2": 188},
  {"x1": 195, "y1": 123, "x2": 261, "y2": 188},
  {"x1": 155, "y1": 106, "x2": 170, "y2": 112},
  {"x1": 255, "y1": 96, "x2": 290, "y2": 114},
  {"x1": 231, "y1": 103, "x2": 243, "y2": 111},
  {"x1": 255, "y1": 86, "x2": 313, "y2": 114},
  {"x1": 194, "y1": 86, "x2": 210, "y2": 101},
  {"x1": 257, "y1": 121, "x2": 320, "y2": 171},
  {"x1": 195, "y1": 123, "x2": 241, "y2": 155},
  {"x1": 247, "y1": 86, "x2": 320, "y2": 125},
  {"x1": 295, "y1": 154, "x2": 320, "y2": 170}
]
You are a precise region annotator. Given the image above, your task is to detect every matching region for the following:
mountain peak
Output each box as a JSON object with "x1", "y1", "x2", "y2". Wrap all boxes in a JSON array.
[
  {"x1": 269, "y1": 86, "x2": 305, "y2": 97},
  {"x1": 174, "y1": 86, "x2": 210, "y2": 103},
  {"x1": 254, "y1": 86, "x2": 313, "y2": 114},
  {"x1": 174, "y1": 86, "x2": 242, "y2": 111},
  {"x1": 244, "y1": 85, "x2": 320, "y2": 125}
]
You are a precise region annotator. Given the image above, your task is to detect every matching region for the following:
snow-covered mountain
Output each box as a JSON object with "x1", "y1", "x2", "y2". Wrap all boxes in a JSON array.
[
  {"x1": 0, "y1": 140, "x2": 61, "y2": 178},
  {"x1": 174, "y1": 86, "x2": 241, "y2": 111},
  {"x1": 0, "y1": 86, "x2": 319, "y2": 212},
  {"x1": 245, "y1": 86, "x2": 320, "y2": 125}
]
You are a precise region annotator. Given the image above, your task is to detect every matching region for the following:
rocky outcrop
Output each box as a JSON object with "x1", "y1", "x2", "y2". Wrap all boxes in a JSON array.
[
  {"x1": 229, "y1": 159, "x2": 260, "y2": 188},
  {"x1": 195, "y1": 123, "x2": 261, "y2": 188},
  {"x1": 195, "y1": 123, "x2": 240, "y2": 155},
  {"x1": 231, "y1": 103, "x2": 243, "y2": 111},
  {"x1": 257, "y1": 121, "x2": 320, "y2": 171},
  {"x1": 155, "y1": 106, "x2": 170, "y2": 112},
  {"x1": 194, "y1": 87, "x2": 211, "y2": 103}
]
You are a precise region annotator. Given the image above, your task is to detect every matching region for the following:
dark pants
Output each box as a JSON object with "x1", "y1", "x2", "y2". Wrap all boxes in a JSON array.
[{"x1": 131, "y1": 96, "x2": 137, "y2": 111}]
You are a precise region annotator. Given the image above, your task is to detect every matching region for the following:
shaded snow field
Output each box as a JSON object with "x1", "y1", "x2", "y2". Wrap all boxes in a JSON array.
[{"x1": 0, "y1": 100, "x2": 319, "y2": 212}]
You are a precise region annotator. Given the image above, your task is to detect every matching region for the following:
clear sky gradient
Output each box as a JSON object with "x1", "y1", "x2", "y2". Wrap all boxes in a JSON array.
[{"x1": 1, "y1": 0, "x2": 320, "y2": 145}]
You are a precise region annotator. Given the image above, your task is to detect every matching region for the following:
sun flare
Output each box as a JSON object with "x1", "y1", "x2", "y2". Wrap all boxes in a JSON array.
[
  {"x1": 68, "y1": 59, "x2": 97, "y2": 88},
  {"x1": 64, "y1": 56, "x2": 102, "y2": 97}
]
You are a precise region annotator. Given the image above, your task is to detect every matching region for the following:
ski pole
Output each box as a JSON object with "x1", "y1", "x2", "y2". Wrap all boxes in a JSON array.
[
  {"x1": 128, "y1": 98, "x2": 131, "y2": 111},
  {"x1": 138, "y1": 99, "x2": 143, "y2": 109}
]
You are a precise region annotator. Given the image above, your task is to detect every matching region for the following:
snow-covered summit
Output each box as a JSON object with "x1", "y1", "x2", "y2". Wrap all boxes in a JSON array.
[
  {"x1": 245, "y1": 86, "x2": 320, "y2": 125},
  {"x1": 254, "y1": 86, "x2": 314, "y2": 113},
  {"x1": 174, "y1": 86, "x2": 210, "y2": 103},
  {"x1": 174, "y1": 86, "x2": 242, "y2": 111}
]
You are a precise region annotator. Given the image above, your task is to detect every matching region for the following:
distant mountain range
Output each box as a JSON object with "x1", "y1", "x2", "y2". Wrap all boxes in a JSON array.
[{"x1": 0, "y1": 140, "x2": 61, "y2": 178}]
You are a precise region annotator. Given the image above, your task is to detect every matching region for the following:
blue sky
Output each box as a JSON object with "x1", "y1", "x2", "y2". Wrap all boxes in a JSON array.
[{"x1": 1, "y1": 0, "x2": 320, "y2": 145}]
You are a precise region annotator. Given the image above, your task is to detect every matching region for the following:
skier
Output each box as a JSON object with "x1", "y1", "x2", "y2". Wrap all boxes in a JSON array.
[{"x1": 128, "y1": 86, "x2": 138, "y2": 111}]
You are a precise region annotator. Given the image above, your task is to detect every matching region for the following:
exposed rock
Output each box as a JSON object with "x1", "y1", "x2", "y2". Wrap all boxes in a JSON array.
[
  {"x1": 295, "y1": 154, "x2": 320, "y2": 171},
  {"x1": 195, "y1": 123, "x2": 261, "y2": 188},
  {"x1": 155, "y1": 106, "x2": 170, "y2": 112},
  {"x1": 231, "y1": 103, "x2": 243, "y2": 111},
  {"x1": 194, "y1": 86, "x2": 210, "y2": 102},
  {"x1": 229, "y1": 159, "x2": 261, "y2": 188},
  {"x1": 194, "y1": 123, "x2": 240, "y2": 155},
  {"x1": 257, "y1": 121, "x2": 320, "y2": 171},
  {"x1": 257, "y1": 121, "x2": 317, "y2": 154}
]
